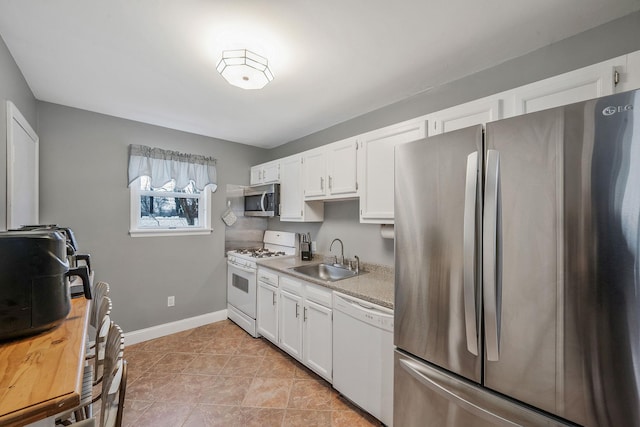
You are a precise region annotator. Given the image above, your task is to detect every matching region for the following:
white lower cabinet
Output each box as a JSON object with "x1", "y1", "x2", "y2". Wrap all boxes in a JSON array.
[
  {"x1": 256, "y1": 281, "x2": 278, "y2": 344},
  {"x1": 303, "y1": 299, "x2": 333, "y2": 381},
  {"x1": 257, "y1": 268, "x2": 279, "y2": 344},
  {"x1": 279, "y1": 287, "x2": 304, "y2": 360},
  {"x1": 277, "y1": 275, "x2": 333, "y2": 382}
]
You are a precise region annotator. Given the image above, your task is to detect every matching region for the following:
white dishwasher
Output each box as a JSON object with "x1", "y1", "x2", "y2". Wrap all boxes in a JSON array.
[{"x1": 333, "y1": 292, "x2": 394, "y2": 426}]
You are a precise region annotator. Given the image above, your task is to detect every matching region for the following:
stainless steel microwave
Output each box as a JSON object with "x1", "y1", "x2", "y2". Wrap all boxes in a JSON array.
[{"x1": 244, "y1": 183, "x2": 280, "y2": 217}]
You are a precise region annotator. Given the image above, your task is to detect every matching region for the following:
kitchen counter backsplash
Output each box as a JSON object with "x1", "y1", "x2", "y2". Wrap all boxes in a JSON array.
[{"x1": 256, "y1": 254, "x2": 394, "y2": 309}]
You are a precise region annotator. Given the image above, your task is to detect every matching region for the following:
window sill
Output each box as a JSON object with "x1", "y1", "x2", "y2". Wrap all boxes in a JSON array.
[{"x1": 129, "y1": 228, "x2": 212, "y2": 238}]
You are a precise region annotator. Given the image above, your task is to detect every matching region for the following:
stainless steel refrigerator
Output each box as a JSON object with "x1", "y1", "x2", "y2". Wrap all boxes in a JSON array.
[{"x1": 394, "y1": 89, "x2": 640, "y2": 426}]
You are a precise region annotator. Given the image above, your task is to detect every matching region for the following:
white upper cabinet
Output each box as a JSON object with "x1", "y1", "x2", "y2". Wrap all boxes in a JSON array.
[
  {"x1": 428, "y1": 97, "x2": 502, "y2": 137},
  {"x1": 302, "y1": 148, "x2": 327, "y2": 198},
  {"x1": 326, "y1": 138, "x2": 358, "y2": 197},
  {"x1": 303, "y1": 137, "x2": 358, "y2": 201},
  {"x1": 251, "y1": 50, "x2": 640, "y2": 225},
  {"x1": 280, "y1": 154, "x2": 324, "y2": 222},
  {"x1": 250, "y1": 160, "x2": 281, "y2": 185},
  {"x1": 512, "y1": 56, "x2": 625, "y2": 115},
  {"x1": 358, "y1": 119, "x2": 427, "y2": 224},
  {"x1": 618, "y1": 50, "x2": 640, "y2": 93}
]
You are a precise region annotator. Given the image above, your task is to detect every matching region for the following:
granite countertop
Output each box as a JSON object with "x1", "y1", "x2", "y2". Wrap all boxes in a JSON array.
[{"x1": 256, "y1": 255, "x2": 395, "y2": 309}]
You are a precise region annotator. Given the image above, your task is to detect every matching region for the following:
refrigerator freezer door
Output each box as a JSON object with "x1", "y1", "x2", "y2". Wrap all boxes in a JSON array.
[
  {"x1": 395, "y1": 125, "x2": 483, "y2": 383},
  {"x1": 394, "y1": 350, "x2": 571, "y2": 427},
  {"x1": 484, "y1": 89, "x2": 640, "y2": 426}
]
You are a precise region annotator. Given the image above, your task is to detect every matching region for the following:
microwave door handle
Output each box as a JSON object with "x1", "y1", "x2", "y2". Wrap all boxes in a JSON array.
[
  {"x1": 463, "y1": 151, "x2": 479, "y2": 356},
  {"x1": 260, "y1": 192, "x2": 267, "y2": 212}
]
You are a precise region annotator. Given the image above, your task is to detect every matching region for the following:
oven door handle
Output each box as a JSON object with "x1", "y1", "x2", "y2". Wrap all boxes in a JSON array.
[{"x1": 227, "y1": 260, "x2": 255, "y2": 274}]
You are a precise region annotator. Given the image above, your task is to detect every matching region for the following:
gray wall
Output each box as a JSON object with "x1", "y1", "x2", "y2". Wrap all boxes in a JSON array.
[
  {"x1": 0, "y1": 36, "x2": 37, "y2": 230},
  {"x1": 269, "y1": 200, "x2": 394, "y2": 266},
  {"x1": 37, "y1": 102, "x2": 266, "y2": 332},
  {"x1": 266, "y1": 10, "x2": 640, "y2": 268}
]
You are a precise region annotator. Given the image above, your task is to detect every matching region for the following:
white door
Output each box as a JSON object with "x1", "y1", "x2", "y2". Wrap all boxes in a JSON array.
[
  {"x1": 327, "y1": 138, "x2": 358, "y2": 197},
  {"x1": 303, "y1": 299, "x2": 333, "y2": 382},
  {"x1": 227, "y1": 261, "x2": 257, "y2": 318},
  {"x1": 303, "y1": 149, "x2": 327, "y2": 198},
  {"x1": 359, "y1": 119, "x2": 426, "y2": 224},
  {"x1": 250, "y1": 165, "x2": 263, "y2": 185},
  {"x1": 6, "y1": 101, "x2": 39, "y2": 230},
  {"x1": 279, "y1": 289, "x2": 303, "y2": 360},
  {"x1": 429, "y1": 98, "x2": 502, "y2": 136},
  {"x1": 280, "y1": 155, "x2": 303, "y2": 220},
  {"x1": 257, "y1": 282, "x2": 278, "y2": 344},
  {"x1": 262, "y1": 161, "x2": 281, "y2": 183},
  {"x1": 513, "y1": 58, "x2": 621, "y2": 114}
]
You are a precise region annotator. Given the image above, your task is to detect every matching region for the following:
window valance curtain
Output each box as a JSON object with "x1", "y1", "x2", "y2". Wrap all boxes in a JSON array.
[{"x1": 128, "y1": 144, "x2": 217, "y2": 191}]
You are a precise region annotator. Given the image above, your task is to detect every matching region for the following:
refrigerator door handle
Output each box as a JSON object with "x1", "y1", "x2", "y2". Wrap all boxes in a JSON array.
[
  {"x1": 463, "y1": 151, "x2": 479, "y2": 356},
  {"x1": 483, "y1": 149, "x2": 501, "y2": 361},
  {"x1": 399, "y1": 358, "x2": 519, "y2": 427}
]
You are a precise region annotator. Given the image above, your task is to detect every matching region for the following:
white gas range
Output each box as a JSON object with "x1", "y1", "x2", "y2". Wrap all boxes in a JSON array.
[{"x1": 226, "y1": 230, "x2": 297, "y2": 337}]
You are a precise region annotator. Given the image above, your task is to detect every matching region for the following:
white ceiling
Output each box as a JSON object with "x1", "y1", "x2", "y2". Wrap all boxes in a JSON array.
[{"x1": 1, "y1": 1, "x2": 639, "y2": 148}]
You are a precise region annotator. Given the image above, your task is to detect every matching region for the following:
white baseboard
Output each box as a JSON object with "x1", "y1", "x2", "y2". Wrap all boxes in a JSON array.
[{"x1": 124, "y1": 309, "x2": 228, "y2": 345}]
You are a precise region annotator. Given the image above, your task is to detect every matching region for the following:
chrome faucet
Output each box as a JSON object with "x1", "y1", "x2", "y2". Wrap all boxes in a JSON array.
[{"x1": 330, "y1": 238, "x2": 344, "y2": 266}]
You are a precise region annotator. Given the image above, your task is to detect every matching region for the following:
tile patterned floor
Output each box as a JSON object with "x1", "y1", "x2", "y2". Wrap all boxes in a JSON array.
[{"x1": 123, "y1": 320, "x2": 381, "y2": 427}]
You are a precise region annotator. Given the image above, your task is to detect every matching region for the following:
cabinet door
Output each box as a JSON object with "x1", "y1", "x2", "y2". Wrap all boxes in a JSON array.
[
  {"x1": 513, "y1": 57, "x2": 622, "y2": 115},
  {"x1": 250, "y1": 165, "x2": 263, "y2": 185},
  {"x1": 280, "y1": 155, "x2": 325, "y2": 222},
  {"x1": 303, "y1": 299, "x2": 333, "y2": 382},
  {"x1": 303, "y1": 149, "x2": 327, "y2": 198},
  {"x1": 279, "y1": 289, "x2": 303, "y2": 361},
  {"x1": 429, "y1": 98, "x2": 502, "y2": 136},
  {"x1": 257, "y1": 282, "x2": 278, "y2": 344},
  {"x1": 618, "y1": 50, "x2": 640, "y2": 93},
  {"x1": 327, "y1": 138, "x2": 358, "y2": 197},
  {"x1": 262, "y1": 161, "x2": 281, "y2": 183},
  {"x1": 359, "y1": 119, "x2": 427, "y2": 224},
  {"x1": 280, "y1": 155, "x2": 303, "y2": 220}
]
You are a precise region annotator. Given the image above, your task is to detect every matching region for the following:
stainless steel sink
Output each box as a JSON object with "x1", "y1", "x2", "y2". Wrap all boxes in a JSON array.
[{"x1": 289, "y1": 263, "x2": 364, "y2": 282}]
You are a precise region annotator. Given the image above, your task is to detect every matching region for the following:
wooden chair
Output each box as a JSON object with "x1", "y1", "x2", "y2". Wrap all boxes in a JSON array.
[
  {"x1": 90, "y1": 282, "x2": 110, "y2": 330},
  {"x1": 62, "y1": 359, "x2": 128, "y2": 427},
  {"x1": 86, "y1": 296, "x2": 112, "y2": 382},
  {"x1": 57, "y1": 323, "x2": 125, "y2": 426}
]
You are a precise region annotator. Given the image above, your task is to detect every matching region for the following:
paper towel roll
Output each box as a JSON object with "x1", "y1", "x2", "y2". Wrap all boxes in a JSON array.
[{"x1": 380, "y1": 224, "x2": 394, "y2": 239}]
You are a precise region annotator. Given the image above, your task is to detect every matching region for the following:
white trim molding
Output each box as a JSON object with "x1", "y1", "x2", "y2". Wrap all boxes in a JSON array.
[{"x1": 124, "y1": 309, "x2": 228, "y2": 345}]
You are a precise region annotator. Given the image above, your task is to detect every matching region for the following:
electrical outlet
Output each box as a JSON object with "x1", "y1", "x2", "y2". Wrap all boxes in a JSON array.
[
  {"x1": 167, "y1": 296, "x2": 175, "y2": 307},
  {"x1": 311, "y1": 241, "x2": 317, "y2": 251}
]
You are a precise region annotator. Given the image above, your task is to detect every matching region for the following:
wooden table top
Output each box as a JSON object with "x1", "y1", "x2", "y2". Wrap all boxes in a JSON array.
[{"x1": 0, "y1": 297, "x2": 90, "y2": 427}]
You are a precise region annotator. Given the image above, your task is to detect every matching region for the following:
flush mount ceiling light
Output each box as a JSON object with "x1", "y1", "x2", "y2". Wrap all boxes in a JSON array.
[{"x1": 216, "y1": 49, "x2": 274, "y2": 90}]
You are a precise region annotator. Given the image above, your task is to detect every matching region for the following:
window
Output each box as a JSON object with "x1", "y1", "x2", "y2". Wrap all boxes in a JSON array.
[
  {"x1": 128, "y1": 144, "x2": 217, "y2": 237},
  {"x1": 130, "y1": 177, "x2": 213, "y2": 236}
]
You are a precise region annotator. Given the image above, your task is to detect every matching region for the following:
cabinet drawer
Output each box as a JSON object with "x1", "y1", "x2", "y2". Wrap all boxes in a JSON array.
[
  {"x1": 280, "y1": 276, "x2": 303, "y2": 294},
  {"x1": 305, "y1": 282, "x2": 332, "y2": 307},
  {"x1": 258, "y1": 268, "x2": 279, "y2": 286}
]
